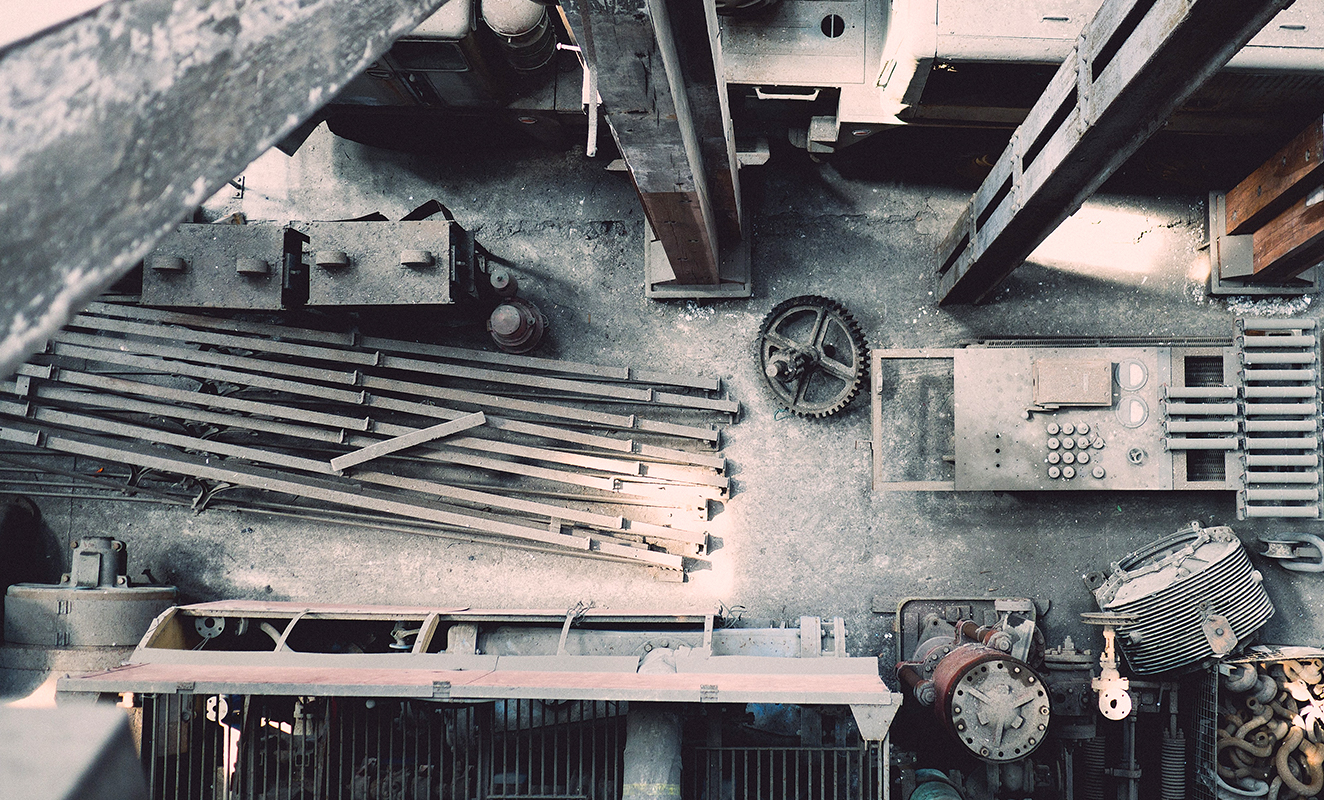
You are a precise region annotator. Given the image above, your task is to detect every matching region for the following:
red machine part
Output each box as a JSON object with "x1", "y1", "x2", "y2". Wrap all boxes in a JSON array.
[{"x1": 931, "y1": 642, "x2": 1052, "y2": 763}]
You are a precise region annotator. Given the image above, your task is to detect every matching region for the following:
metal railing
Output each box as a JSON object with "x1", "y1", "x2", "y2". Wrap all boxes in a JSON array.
[
  {"x1": 140, "y1": 694, "x2": 626, "y2": 800},
  {"x1": 682, "y1": 744, "x2": 886, "y2": 800}
]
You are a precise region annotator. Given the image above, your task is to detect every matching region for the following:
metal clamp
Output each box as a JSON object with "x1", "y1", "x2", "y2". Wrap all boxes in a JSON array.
[{"x1": 1258, "y1": 532, "x2": 1324, "y2": 572}]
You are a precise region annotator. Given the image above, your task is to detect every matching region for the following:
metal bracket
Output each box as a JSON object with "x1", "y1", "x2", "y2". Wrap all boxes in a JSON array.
[
  {"x1": 1259, "y1": 532, "x2": 1324, "y2": 572},
  {"x1": 1199, "y1": 607, "x2": 1238, "y2": 655}
]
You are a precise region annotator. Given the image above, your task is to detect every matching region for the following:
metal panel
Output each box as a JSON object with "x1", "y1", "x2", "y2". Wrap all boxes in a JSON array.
[
  {"x1": 952, "y1": 347, "x2": 1174, "y2": 491},
  {"x1": 301, "y1": 221, "x2": 458, "y2": 306},
  {"x1": 141, "y1": 224, "x2": 287, "y2": 310}
]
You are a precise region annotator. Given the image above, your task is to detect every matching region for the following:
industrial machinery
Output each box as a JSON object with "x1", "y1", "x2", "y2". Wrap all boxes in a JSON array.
[
  {"x1": 873, "y1": 318, "x2": 1323, "y2": 520},
  {"x1": 141, "y1": 214, "x2": 549, "y2": 351},
  {"x1": 895, "y1": 598, "x2": 1051, "y2": 764},
  {"x1": 1086, "y1": 523, "x2": 1274, "y2": 676},
  {"x1": 321, "y1": 0, "x2": 1324, "y2": 155},
  {"x1": 758, "y1": 295, "x2": 868, "y2": 418},
  {"x1": 60, "y1": 602, "x2": 902, "y2": 800},
  {"x1": 4, "y1": 537, "x2": 175, "y2": 649}
]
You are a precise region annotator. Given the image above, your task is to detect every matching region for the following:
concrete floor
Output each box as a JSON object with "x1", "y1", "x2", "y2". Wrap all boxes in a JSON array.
[{"x1": 4, "y1": 121, "x2": 1324, "y2": 697}]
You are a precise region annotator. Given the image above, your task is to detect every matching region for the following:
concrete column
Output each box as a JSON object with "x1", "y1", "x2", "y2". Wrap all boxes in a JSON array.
[{"x1": 623, "y1": 648, "x2": 682, "y2": 800}]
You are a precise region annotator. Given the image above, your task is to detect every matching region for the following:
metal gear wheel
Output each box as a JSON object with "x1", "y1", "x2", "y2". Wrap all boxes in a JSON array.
[{"x1": 757, "y1": 295, "x2": 867, "y2": 418}]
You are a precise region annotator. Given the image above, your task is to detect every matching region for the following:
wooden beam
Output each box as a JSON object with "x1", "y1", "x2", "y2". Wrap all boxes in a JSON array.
[
  {"x1": 0, "y1": 0, "x2": 447, "y2": 379},
  {"x1": 936, "y1": 0, "x2": 1294, "y2": 305},
  {"x1": 1252, "y1": 193, "x2": 1324, "y2": 281},
  {"x1": 1227, "y1": 115, "x2": 1324, "y2": 236},
  {"x1": 561, "y1": 0, "x2": 734, "y2": 286}
]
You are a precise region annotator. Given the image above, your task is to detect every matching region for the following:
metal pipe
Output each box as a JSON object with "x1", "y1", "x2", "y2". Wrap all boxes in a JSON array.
[
  {"x1": 1246, "y1": 455, "x2": 1319, "y2": 467},
  {"x1": 1244, "y1": 505, "x2": 1321, "y2": 518},
  {"x1": 1245, "y1": 386, "x2": 1318, "y2": 398},
  {"x1": 1246, "y1": 420, "x2": 1318, "y2": 432},
  {"x1": 1163, "y1": 402, "x2": 1237, "y2": 416},
  {"x1": 1244, "y1": 403, "x2": 1317, "y2": 415},
  {"x1": 1245, "y1": 437, "x2": 1319, "y2": 450},
  {"x1": 1245, "y1": 488, "x2": 1320, "y2": 502},
  {"x1": 1165, "y1": 386, "x2": 1236, "y2": 399},
  {"x1": 1242, "y1": 352, "x2": 1317, "y2": 365},
  {"x1": 1243, "y1": 369, "x2": 1316, "y2": 382},
  {"x1": 1164, "y1": 437, "x2": 1238, "y2": 450},
  {"x1": 1245, "y1": 471, "x2": 1320, "y2": 484},
  {"x1": 1240, "y1": 335, "x2": 1315, "y2": 348},
  {"x1": 1242, "y1": 319, "x2": 1316, "y2": 331},
  {"x1": 1165, "y1": 420, "x2": 1238, "y2": 434}
]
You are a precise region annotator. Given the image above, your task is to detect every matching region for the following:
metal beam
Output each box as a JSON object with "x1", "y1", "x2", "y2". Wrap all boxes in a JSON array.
[
  {"x1": 560, "y1": 0, "x2": 740, "y2": 290},
  {"x1": 936, "y1": 0, "x2": 1294, "y2": 304},
  {"x1": 0, "y1": 0, "x2": 446, "y2": 379}
]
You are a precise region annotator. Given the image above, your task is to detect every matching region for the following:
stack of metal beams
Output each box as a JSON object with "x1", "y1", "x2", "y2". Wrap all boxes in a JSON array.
[{"x1": 0, "y1": 303, "x2": 737, "y2": 578}]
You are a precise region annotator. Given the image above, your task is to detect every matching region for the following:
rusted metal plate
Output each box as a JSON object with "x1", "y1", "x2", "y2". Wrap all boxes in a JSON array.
[
  {"x1": 140, "y1": 223, "x2": 286, "y2": 309},
  {"x1": 0, "y1": 0, "x2": 446, "y2": 379}
]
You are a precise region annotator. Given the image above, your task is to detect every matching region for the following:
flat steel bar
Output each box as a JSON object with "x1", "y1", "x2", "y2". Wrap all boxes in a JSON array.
[
  {"x1": 73, "y1": 312, "x2": 728, "y2": 409},
  {"x1": 0, "y1": 402, "x2": 338, "y2": 474},
  {"x1": 936, "y1": 0, "x2": 1293, "y2": 303},
  {"x1": 330, "y1": 413, "x2": 486, "y2": 472},
  {"x1": 31, "y1": 365, "x2": 372, "y2": 431},
  {"x1": 83, "y1": 301, "x2": 357, "y2": 346},
  {"x1": 86, "y1": 301, "x2": 721, "y2": 391},
  {"x1": 348, "y1": 471, "x2": 702, "y2": 545},
  {"x1": 0, "y1": 420, "x2": 598, "y2": 551},
  {"x1": 0, "y1": 0, "x2": 447, "y2": 379},
  {"x1": 0, "y1": 381, "x2": 346, "y2": 444},
  {"x1": 46, "y1": 341, "x2": 367, "y2": 404},
  {"x1": 359, "y1": 334, "x2": 629, "y2": 381}
]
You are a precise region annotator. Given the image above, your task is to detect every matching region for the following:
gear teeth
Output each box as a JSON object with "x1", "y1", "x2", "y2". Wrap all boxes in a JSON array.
[{"x1": 757, "y1": 295, "x2": 868, "y2": 418}]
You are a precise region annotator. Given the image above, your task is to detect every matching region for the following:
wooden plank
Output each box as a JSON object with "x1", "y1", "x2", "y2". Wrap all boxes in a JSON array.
[
  {"x1": 1252, "y1": 193, "x2": 1324, "y2": 280},
  {"x1": 331, "y1": 412, "x2": 486, "y2": 471},
  {"x1": 936, "y1": 0, "x2": 1294, "y2": 304},
  {"x1": 560, "y1": 0, "x2": 721, "y2": 285},
  {"x1": 1227, "y1": 115, "x2": 1324, "y2": 235}
]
